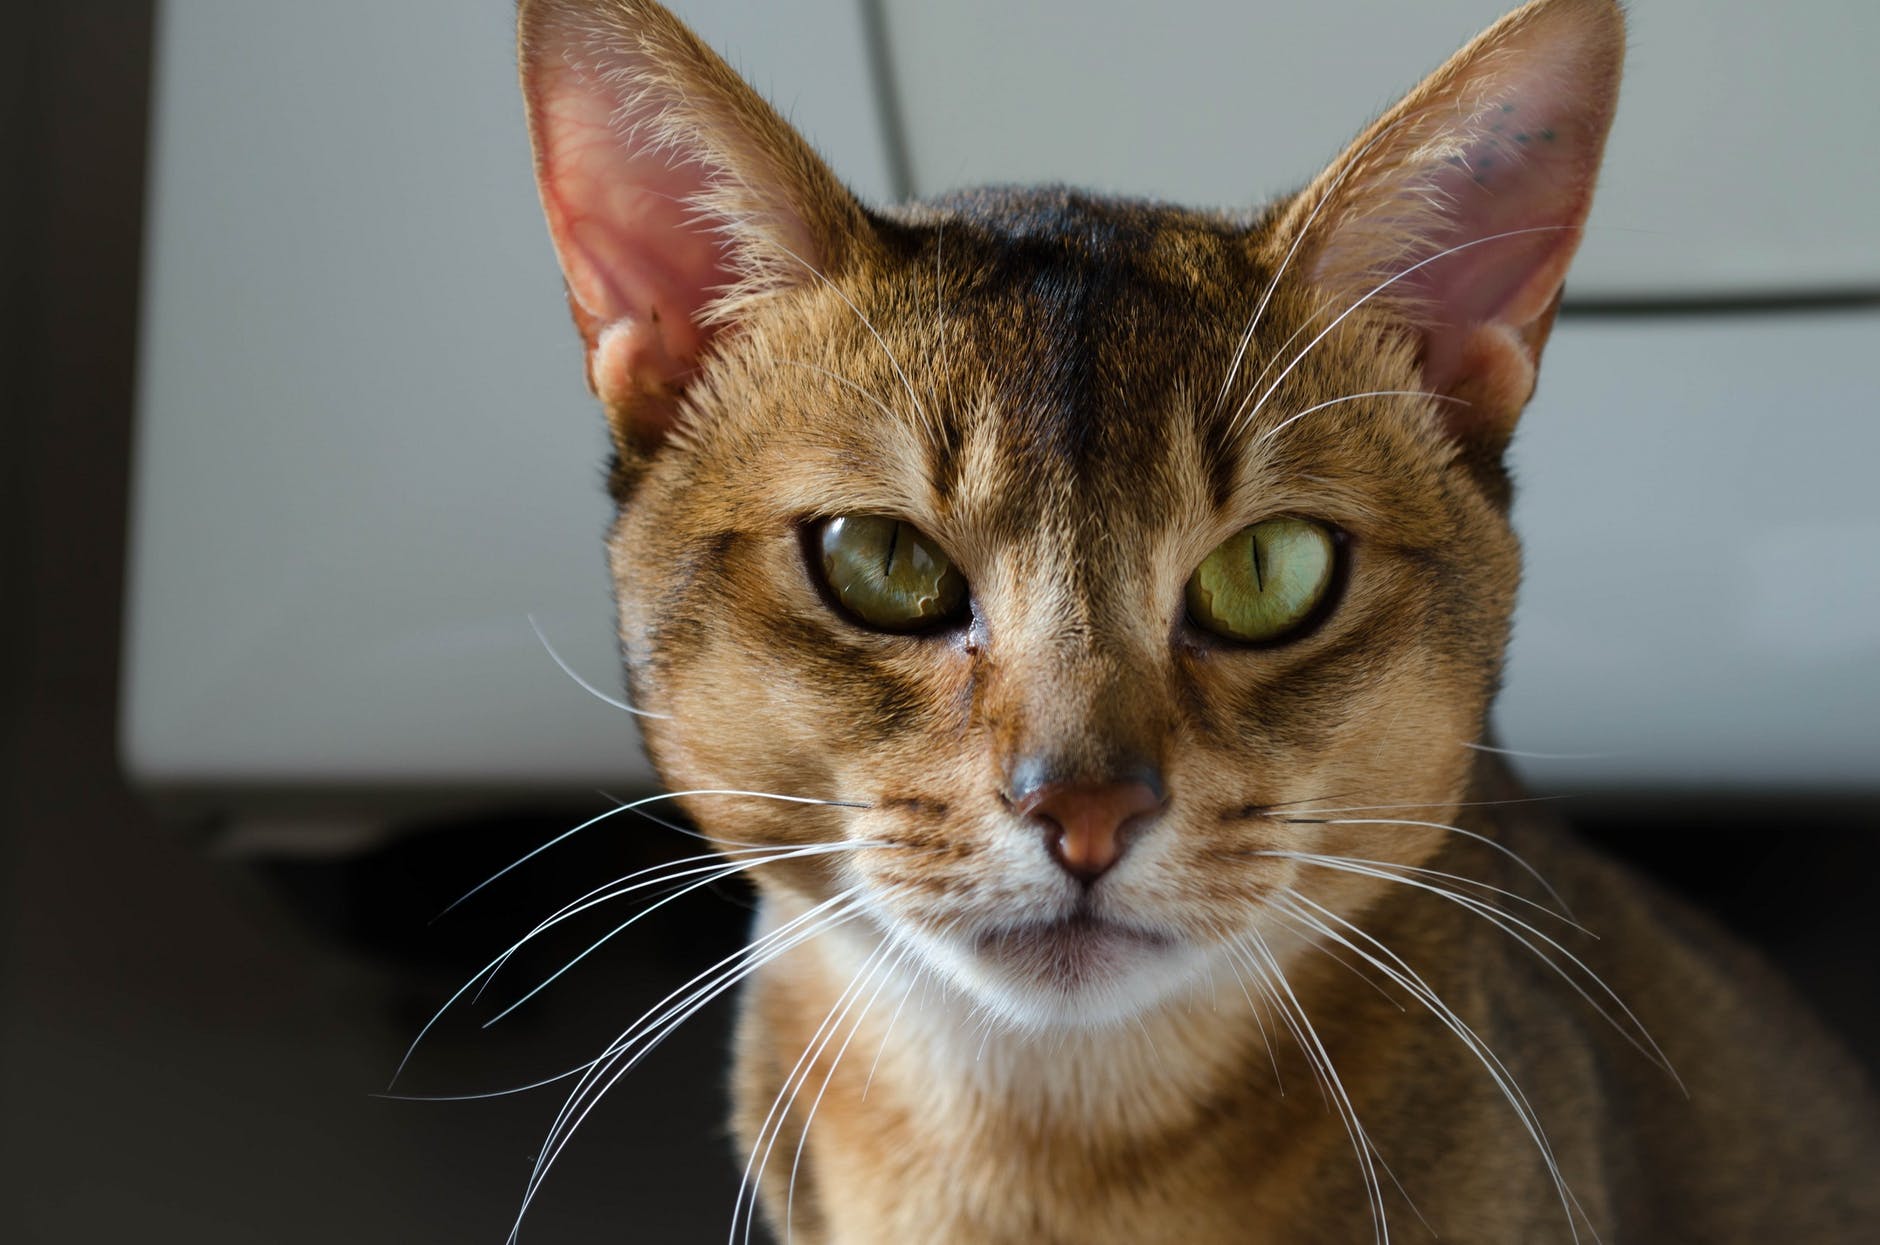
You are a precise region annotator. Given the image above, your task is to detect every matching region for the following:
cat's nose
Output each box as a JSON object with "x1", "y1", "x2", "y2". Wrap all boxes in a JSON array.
[{"x1": 1011, "y1": 771, "x2": 1166, "y2": 884}]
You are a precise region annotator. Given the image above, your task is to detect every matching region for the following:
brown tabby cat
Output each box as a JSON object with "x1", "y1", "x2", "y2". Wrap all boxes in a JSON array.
[{"x1": 511, "y1": 0, "x2": 1880, "y2": 1239}]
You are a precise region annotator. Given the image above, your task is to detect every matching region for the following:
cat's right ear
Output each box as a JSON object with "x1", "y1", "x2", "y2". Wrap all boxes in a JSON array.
[
  {"x1": 518, "y1": 0, "x2": 875, "y2": 456},
  {"x1": 1280, "y1": 0, "x2": 1623, "y2": 458}
]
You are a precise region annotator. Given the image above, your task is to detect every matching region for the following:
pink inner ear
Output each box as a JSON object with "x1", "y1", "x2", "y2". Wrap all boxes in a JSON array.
[
  {"x1": 1402, "y1": 93, "x2": 1598, "y2": 394},
  {"x1": 530, "y1": 53, "x2": 741, "y2": 409}
]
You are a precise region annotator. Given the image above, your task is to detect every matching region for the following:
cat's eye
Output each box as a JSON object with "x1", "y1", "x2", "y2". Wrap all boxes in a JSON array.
[
  {"x1": 1185, "y1": 518, "x2": 1338, "y2": 644},
  {"x1": 816, "y1": 516, "x2": 968, "y2": 633}
]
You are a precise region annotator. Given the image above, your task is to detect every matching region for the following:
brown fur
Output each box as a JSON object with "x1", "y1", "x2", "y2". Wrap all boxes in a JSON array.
[{"x1": 515, "y1": 1, "x2": 1880, "y2": 1240}]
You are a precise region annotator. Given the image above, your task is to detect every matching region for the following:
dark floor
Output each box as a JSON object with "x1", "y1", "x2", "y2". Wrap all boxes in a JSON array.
[
  {"x1": 4, "y1": 8, "x2": 1876, "y2": 1245},
  {"x1": 2, "y1": 757, "x2": 751, "y2": 1243}
]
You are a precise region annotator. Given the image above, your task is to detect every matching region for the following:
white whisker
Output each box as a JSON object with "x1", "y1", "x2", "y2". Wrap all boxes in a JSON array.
[
  {"x1": 1228, "y1": 224, "x2": 1579, "y2": 437},
  {"x1": 1217, "y1": 947, "x2": 1285, "y2": 1092},
  {"x1": 766, "y1": 236, "x2": 932, "y2": 434},
  {"x1": 591, "y1": 786, "x2": 705, "y2": 841},
  {"x1": 400, "y1": 887, "x2": 863, "y2": 1109},
  {"x1": 510, "y1": 891, "x2": 868, "y2": 1244},
  {"x1": 777, "y1": 359, "x2": 903, "y2": 426},
  {"x1": 1251, "y1": 388, "x2": 1464, "y2": 450},
  {"x1": 735, "y1": 937, "x2": 892, "y2": 1245},
  {"x1": 1234, "y1": 930, "x2": 1390, "y2": 1244},
  {"x1": 1212, "y1": 113, "x2": 1419, "y2": 419},
  {"x1": 1284, "y1": 794, "x2": 1571, "y2": 816},
  {"x1": 1256, "y1": 849, "x2": 1584, "y2": 930},
  {"x1": 395, "y1": 841, "x2": 880, "y2": 1086},
  {"x1": 485, "y1": 842, "x2": 896, "y2": 1028},
  {"x1": 1293, "y1": 927, "x2": 1410, "y2": 1012},
  {"x1": 1288, "y1": 815, "x2": 1574, "y2": 918},
  {"x1": 784, "y1": 940, "x2": 911, "y2": 1241},
  {"x1": 924, "y1": 222, "x2": 947, "y2": 420},
  {"x1": 861, "y1": 947, "x2": 922, "y2": 1101},
  {"x1": 1273, "y1": 891, "x2": 1593, "y2": 1244},
  {"x1": 527, "y1": 613, "x2": 670, "y2": 719},
  {"x1": 443, "y1": 788, "x2": 870, "y2": 915},
  {"x1": 1463, "y1": 741, "x2": 1618, "y2": 761},
  {"x1": 1274, "y1": 856, "x2": 1677, "y2": 1085}
]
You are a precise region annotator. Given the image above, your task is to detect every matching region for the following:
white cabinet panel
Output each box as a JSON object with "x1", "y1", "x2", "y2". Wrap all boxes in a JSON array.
[
  {"x1": 1501, "y1": 311, "x2": 1880, "y2": 788},
  {"x1": 880, "y1": 0, "x2": 1880, "y2": 297}
]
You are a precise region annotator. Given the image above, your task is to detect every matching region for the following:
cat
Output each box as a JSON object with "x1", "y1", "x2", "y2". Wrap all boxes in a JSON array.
[{"x1": 506, "y1": 0, "x2": 1880, "y2": 1239}]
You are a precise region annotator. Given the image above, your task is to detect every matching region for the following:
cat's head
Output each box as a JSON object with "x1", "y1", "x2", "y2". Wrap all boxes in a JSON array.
[{"x1": 518, "y1": 0, "x2": 1622, "y2": 1027}]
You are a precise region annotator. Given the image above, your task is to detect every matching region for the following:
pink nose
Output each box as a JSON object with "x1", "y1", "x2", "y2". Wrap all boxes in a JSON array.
[{"x1": 1015, "y1": 780, "x2": 1165, "y2": 883}]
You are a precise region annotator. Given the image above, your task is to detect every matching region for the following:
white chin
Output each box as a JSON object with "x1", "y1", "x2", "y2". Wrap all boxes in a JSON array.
[{"x1": 943, "y1": 917, "x2": 1211, "y2": 1029}]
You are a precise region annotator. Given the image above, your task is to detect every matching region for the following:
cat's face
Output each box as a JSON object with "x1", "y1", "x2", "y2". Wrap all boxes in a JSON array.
[
  {"x1": 520, "y1": 0, "x2": 1618, "y2": 1027},
  {"x1": 608, "y1": 198, "x2": 1514, "y2": 1024}
]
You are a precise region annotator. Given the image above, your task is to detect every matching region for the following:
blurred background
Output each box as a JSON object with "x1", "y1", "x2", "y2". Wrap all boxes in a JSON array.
[{"x1": 4, "y1": 1, "x2": 1875, "y2": 1241}]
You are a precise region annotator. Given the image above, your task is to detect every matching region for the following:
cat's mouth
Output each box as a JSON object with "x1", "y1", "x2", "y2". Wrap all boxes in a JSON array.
[{"x1": 975, "y1": 912, "x2": 1177, "y2": 985}]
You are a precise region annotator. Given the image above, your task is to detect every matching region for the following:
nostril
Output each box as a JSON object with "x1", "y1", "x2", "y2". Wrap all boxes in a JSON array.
[{"x1": 1016, "y1": 779, "x2": 1165, "y2": 883}]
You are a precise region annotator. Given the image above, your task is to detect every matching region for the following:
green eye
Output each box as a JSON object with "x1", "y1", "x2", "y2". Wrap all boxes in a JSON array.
[
  {"x1": 817, "y1": 515, "x2": 968, "y2": 633},
  {"x1": 1186, "y1": 518, "x2": 1338, "y2": 643}
]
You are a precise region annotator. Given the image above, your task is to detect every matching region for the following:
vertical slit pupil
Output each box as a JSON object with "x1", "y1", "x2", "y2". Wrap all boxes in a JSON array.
[{"x1": 885, "y1": 521, "x2": 909, "y2": 580}]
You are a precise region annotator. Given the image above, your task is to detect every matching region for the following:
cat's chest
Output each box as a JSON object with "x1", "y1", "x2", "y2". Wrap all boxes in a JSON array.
[
  {"x1": 789, "y1": 1040, "x2": 1299, "y2": 1245},
  {"x1": 805, "y1": 1122, "x2": 1278, "y2": 1245}
]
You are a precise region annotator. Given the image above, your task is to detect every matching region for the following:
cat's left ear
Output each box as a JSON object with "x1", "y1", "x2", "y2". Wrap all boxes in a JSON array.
[
  {"x1": 518, "y1": 0, "x2": 876, "y2": 455},
  {"x1": 1284, "y1": 0, "x2": 1624, "y2": 453}
]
